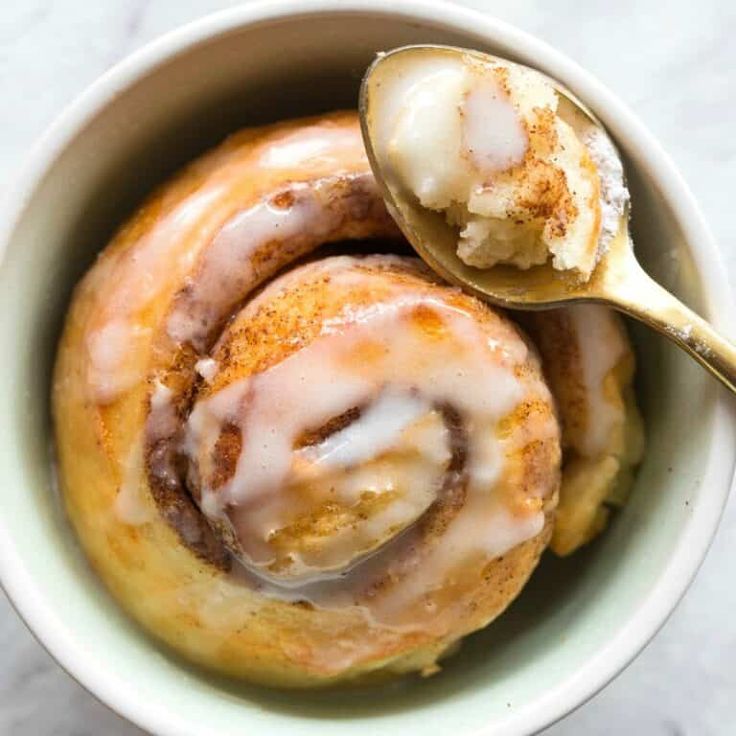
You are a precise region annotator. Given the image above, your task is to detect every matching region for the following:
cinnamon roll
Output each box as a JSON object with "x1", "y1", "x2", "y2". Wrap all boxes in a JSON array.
[
  {"x1": 52, "y1": 111, "x2": 641, "y2": 687},
  {"x1": 53, "y1": 112, "x2": 562, "y2": 686}
]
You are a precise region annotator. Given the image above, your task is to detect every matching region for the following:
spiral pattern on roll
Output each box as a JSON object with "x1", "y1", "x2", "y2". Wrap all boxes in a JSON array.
[{"x1": 54, "y1": 112, "x2": 562, "y2": 685}]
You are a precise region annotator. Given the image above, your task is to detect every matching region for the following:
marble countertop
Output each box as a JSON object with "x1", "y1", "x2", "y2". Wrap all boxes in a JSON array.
[{"x1": 1, "y1": 1, "x2": 734, "y2": 734}]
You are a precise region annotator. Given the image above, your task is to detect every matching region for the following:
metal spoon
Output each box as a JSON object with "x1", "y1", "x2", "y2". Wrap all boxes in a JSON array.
[{"x1": 359, "y1": 45, "x2": 736, "y2": 393}]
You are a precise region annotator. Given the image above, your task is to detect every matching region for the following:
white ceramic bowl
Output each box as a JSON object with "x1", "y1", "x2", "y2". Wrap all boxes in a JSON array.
[{"x1": 1, "y1": 2, "x2": 734, "y2": 734}]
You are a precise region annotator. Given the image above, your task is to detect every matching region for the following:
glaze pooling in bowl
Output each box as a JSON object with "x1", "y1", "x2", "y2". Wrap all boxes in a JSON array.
[{"x1": 0, "y1": 2, "x2": 734, "y2": 735}]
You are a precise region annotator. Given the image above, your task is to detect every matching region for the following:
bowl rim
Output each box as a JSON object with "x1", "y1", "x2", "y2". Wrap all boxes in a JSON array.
[{"x1": 1, "y1": 1, "x2": 734, "y2": 734}]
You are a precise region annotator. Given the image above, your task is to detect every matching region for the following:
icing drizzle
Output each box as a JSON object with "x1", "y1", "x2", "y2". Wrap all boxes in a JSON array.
[{"x1": 183, "y1": 257, "x2": 557, "y2": 632}]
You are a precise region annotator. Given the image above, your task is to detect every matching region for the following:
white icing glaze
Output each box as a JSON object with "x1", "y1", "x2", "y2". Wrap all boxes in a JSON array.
[
  {"x1": 85, "y1": 320, "x2": 152, "y2": 401},
  {"x1": 184, "y1": 270, "x2": 551, "y2": 627},
  {"x1": 385, "y1": 62, "x2": 469, "y2": 208},
  {"x1": 380, "y1": 58, "x2": 528, "y2": 209},
  {"x1": 297, "y1": 389, "x2": 432, "y2": 468},
  {"x1": 567, "y1": 304, "x2": 628, "y2": 457},
  {"x1": 258, "y1": 125, "x2": 361, "y2": 169},
  {"x1": 146, "y1": 380, "x2": 178, "y2": 442},
  {"x1": 382, "y1": 58, "x2": 528, "y2": 200},
  {"x1": 370, "y1": 503, "x2": 544, "y2": 626},
  {"x1": 372, "y1": 54, "x2": 467, "y2": 178},
  {"x1": 463, "y1": 75, "x2": 527, "y2": 175},
  {"x1": 83, "y1": 120, "x2": 379, "y2": 402},
  {"x1": 166, "y1": 191, "x2": 322, "y2": 347},
  {"x1": 85, "y1": 185, "x2": 224, "y2": 401},
  {"x1": 378, "y1": 52, "x2": 603, "y2": 277},
  {"x1": 150, "y1": 379, "x2": 173, "y2": 411},
  {"x1": 195, "y1": 357, "x2": 219, "y2": 383},
  {"x1": 165, "y1": 173, "x2": 384, "y2": 350}
]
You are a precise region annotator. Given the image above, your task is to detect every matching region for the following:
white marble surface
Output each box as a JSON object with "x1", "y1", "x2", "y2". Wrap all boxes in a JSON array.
[{"x1": 1, "y1": 1, "x2": 734, "y2": 734}]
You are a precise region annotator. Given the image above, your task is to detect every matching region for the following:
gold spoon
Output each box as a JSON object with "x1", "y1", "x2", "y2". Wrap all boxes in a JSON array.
[{"x1": 359, "y1": 45, "x2": 736, "y2": 393}]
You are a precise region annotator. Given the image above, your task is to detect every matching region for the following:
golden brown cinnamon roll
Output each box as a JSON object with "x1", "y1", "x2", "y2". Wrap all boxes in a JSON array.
[{"x1": 53, "y1": 112, "x2": 561, "y2": 686}]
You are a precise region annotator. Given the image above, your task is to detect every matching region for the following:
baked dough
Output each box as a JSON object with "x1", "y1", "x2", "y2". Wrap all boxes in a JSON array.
[{"x1": 53, "y1": 113, "x2": 561, "y2": 686}]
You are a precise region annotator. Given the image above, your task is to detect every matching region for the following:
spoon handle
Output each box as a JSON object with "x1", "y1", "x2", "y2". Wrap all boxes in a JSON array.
[{"x1": 605, "y1": 262, "x2": 736, "y2": 394}]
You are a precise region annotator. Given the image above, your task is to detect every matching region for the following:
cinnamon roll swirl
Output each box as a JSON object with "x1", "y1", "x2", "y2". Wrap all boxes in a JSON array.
[{"x1": 52, "y1": 111, "x2": 640, "y2": 686}]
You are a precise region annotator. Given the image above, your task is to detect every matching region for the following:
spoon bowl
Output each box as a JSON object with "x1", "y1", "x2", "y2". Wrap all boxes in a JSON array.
[{"x1": 360, "y1": 44, "x2": 736, "y2": 393}]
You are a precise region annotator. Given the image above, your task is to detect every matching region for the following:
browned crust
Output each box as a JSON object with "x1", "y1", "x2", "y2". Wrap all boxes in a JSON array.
[{"x1": 518, "y1": 310, "x2": 586, "y2": 449}]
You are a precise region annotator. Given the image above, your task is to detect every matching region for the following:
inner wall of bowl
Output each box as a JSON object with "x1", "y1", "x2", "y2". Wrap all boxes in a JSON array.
[{"x1": 0, "y1": 10, "x2": 718, "y2": 736}]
